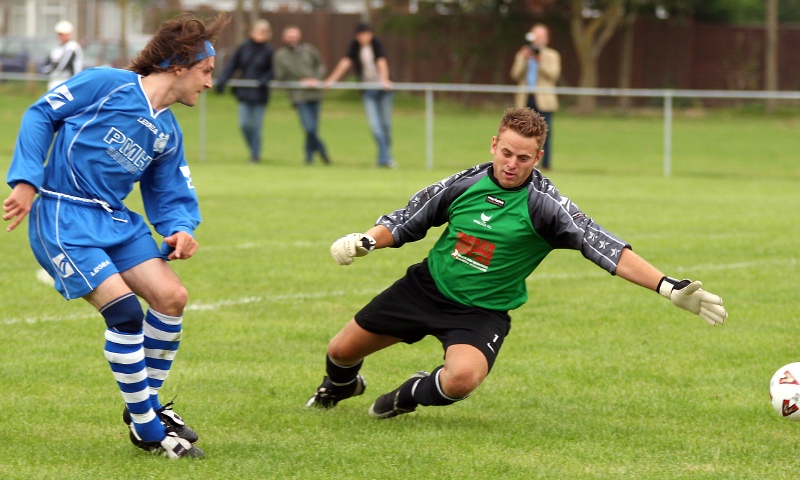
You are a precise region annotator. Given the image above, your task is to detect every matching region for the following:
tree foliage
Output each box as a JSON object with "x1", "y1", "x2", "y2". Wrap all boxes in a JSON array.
[{"x1": 378, "y1": 0, "x2": 543, "y2": 87}]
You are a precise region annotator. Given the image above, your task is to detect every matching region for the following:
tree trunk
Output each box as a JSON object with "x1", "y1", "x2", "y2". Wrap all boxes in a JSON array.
[
  {"x1": 616, "y1": 12, "x2": 636, "y2": 111},
  {"x1": 569, "y1": 0, "x2": 625, "y2": 114},
  {"x1": 765, "y1": 0, "x2": 778, "y2": 113},
  {"x1": 118, "y1": 0, "x2": 128, "y2": 65},
  {"x1": 235, "y1": 0, "x2": 247, "y2": 43},
  {"x1": 577, "y1": 56, "x2": 599, "y2": 113},
  {"x1": 251, "y1": 0, "x2": 262, "y2": 25}
]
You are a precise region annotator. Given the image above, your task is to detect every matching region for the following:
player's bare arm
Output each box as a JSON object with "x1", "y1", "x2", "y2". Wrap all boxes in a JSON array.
[
  {"x1": 614, "y1": 247, "x2": 664, "y2": 290},
  {"x1": 615, "y1": 246, "x2": 726, "y2": 326},
  {"x1": 2, "y1": 182, "x2": 37, "y2": 232},
  {"x1": 365, "y1": 225, "x2": 394, "y2": 249},
  {"x1": 323, "y1": 57, "x2": 352, "y2": 87}
]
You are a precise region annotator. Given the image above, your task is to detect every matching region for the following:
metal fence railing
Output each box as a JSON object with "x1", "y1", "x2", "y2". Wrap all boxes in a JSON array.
[
  {"x1": 214, "y1": 80, "x2": 800, "y2": 176},
  {"x1": 4, "y1": 72, "x2": 800, "y2": 176}
]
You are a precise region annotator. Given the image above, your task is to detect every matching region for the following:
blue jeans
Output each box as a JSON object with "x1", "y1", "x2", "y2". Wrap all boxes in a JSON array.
[
  {"x1": 295, "y1": 101, "x2": 329, "y2": 164},
  {"x1": 238, "y1": 102, "x2": 267, "y2": 161},
  {"x1": 363, "y1": 90, "x2": 394, "y2": 166}
]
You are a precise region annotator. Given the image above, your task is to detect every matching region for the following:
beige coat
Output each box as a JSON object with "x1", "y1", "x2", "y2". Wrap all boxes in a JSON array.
[{"x1": 510, "y1": 46, "x2": 561, "y2": 111}]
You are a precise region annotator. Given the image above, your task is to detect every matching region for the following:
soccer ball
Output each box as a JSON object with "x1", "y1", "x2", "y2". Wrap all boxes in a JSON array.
[{"x1": 769, "y1": 363, "x2": 800, "y2": 421}]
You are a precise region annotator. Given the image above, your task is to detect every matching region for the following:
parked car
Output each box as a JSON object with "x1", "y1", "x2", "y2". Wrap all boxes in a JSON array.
[
  {"x1": 0, "y1": 36, "x2": 58, "y2": 73},
  {"x1": 82, "y1": 36, "x2": 149, "y2": 69}
]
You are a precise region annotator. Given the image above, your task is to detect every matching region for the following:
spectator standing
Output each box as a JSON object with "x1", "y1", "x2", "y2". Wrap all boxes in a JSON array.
[
  {"x1": 273, "y1": 26, "x2": 331, "y2": 166},
  {"x1": 511, "y1": 23, "x2": 560, "y2": 171},
  {"x1": 216, "y1": 19, "x2": 274, "y2": 163},
  {"x1": 42, "y1": 20, "x2": 83, "y2": 90},
  {"x1": 325, "y1": 23, "x2": 396, "y2": 169}
]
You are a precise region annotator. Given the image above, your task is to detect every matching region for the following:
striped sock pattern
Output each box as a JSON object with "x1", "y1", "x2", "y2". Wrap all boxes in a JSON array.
[
  {"x1": 143, "y1": 309, "x2": 182, "y2": 411},
  {"x1": 104, "y1": 329, "x2": 165, "y2": 442}
]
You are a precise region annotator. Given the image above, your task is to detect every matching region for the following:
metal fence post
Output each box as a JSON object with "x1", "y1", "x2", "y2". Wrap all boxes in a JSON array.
[
  {"x1": 663, "y1": 91, "x2": 673, "y2": 177},
  {"x1": 425, "y1": 87, "x2": 434, "y2": 170},
  {"x1": 199, "y1": 91, "x2": 207, "y2": 162}
]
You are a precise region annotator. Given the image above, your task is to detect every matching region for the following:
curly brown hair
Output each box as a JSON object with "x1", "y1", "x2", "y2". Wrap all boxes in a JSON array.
[
  {"x1": 498, "y1": 107, "x2": 548, "y2": 150},
  {"x1": 128, "y1": 12, "x2": 230, "y2": 76}
]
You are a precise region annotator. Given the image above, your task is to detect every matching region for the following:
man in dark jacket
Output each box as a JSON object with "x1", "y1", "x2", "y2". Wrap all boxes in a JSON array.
[
  {"x1": 216, "y1": 19, "x2": 273, "y2": 163},
  {"x1": 273, "y1": 26, "x2": 330, "y2": 166}
]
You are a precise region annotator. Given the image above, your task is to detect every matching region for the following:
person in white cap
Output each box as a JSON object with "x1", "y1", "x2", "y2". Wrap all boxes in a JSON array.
[{"x1": 41, "y1": 20, "x2": 84, "y2": 90}]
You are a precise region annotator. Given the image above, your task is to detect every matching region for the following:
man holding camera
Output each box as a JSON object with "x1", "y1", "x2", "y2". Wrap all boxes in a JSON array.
[{"x1": 511, "y1": 23, "x2": 561, "y2": 171}]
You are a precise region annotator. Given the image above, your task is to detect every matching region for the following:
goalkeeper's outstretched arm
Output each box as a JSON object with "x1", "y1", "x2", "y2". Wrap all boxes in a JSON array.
[
  {"x1": 364, "y1": 225, "x2": 395, "y2": 249},
  {"x1": 330, "y1": 226, "x2": 394, "y2": 266},
  {"x1": 615, "y1": 247, "x2": 727, "y2": 326}
]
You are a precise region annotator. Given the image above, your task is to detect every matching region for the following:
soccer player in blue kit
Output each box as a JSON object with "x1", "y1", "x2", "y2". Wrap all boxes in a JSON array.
[
  {"x1": 3, "y1": 13, "x2": 229, "y2": 459},
  {"x1": 306, "y1": 107, "x2": 728, "y2": 420}
]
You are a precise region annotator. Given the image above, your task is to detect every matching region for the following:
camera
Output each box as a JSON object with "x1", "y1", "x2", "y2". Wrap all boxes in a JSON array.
[{"x1": 527, "y1": 44, "x2": 540, "y2": 54}]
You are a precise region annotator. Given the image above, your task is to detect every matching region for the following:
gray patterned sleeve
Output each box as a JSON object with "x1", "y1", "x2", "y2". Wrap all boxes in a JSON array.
[
  {"x1": 375, "y1": 163, "x2": 488, "y2": 248},
  {"x1": 528, "y1": 174, "x2": 631, "y2": 274}
]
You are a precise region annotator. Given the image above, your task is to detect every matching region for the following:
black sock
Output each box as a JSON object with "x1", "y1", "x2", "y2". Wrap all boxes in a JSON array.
[
  {"x1": 398, "y1": 366, "x2": 467, "y2": 408},
  {"x1": 326, "y1": 355, "x2": 363, "y2": 385}
]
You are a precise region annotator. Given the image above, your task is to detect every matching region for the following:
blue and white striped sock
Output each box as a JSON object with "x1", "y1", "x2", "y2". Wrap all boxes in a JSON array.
[
  {"x1": 104, "y1": 329, "x2": 165, "y2": 442},
  {"x1": 143, "y1": 309, "x2": 182, "y2": 411}
]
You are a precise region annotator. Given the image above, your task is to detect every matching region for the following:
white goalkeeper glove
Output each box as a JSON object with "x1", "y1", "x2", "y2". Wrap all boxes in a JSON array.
[
  {"x1": 657, "y1": 276, "x2": 727, "y2": 326},
  {"x1": 330, "y1": 233, "x2": 376, "y2": 266}
]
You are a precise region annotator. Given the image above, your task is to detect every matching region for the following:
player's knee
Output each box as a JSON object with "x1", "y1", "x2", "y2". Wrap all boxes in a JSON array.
[
  {"x1": 326, "y1": 343, "x2": 361, "y2": 367},
  {"x1": 149, "y1": 283, "x2": 188, "y2": 316},
  {"x1": 440, "y1": 366, "x2": 484, "y2": 398},
  {"x1": 326, "y1": 323, "x2": 367, "y2": 365},
  {"x1": 101, "y1": 293, "x2": 144, "y2": 333}
]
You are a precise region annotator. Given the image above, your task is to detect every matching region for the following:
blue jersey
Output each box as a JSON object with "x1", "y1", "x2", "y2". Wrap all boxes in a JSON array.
[{"x1": 7, "y1": 67, "x2": 201, "y2": 239}]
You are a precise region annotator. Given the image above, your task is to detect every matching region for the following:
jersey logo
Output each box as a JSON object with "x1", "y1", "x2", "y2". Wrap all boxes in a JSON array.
[
  {"x1": 154, "y1": 133, "x2": 170, "y2": 153},
  {"x1": 104, "y1": 127, "x2": 154, "y2": 173},
  {"x1": 451, "y1": 231, "x2": 495, "y2": 272},
  {"x1": 137, "y1": 117, "x2": 159, "y2": 135},
  {"x1": 51, "y1": 253, "x2": 75, "y2": 278},
  {"x1": 485, "y1": 195, "x2": 505, "y2": 207},
  {"x1": 473, "y1": 212, "x2": 493, "y2": 229},
  {"x1": 44, "y1": 84, "x2": 74, "y2": 110}
]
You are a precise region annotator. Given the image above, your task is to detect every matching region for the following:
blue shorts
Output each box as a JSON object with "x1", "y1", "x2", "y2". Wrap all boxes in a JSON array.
[{"x1": 29, "y1": 192, "x2": 163, "y2": 300}]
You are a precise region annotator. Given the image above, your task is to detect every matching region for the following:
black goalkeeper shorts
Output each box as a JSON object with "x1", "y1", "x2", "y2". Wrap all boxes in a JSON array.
[{"x1": 354, "y1": 258, "x2": 511, "y2": 371}]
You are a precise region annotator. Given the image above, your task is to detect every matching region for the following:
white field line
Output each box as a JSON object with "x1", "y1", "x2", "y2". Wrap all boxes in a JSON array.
[
  {"x1": 0, "y1": 289, "x2": 378, "y2": 326},
  {"x1": 4, "y1": 258, "x2": 793, "y2": 327}
]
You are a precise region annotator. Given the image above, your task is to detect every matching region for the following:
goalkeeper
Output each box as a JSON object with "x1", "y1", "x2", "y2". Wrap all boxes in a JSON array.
[{"x1": 306, "y1": 107, "x2": 727, "y2": 419}]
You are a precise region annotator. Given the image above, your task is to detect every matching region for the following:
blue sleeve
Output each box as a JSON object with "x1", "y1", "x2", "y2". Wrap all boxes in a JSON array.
[
  {"x1": 139, "y1": 125, "x2": 202, "y2": 248},
  {"x1": 6, "y1": 68, "x2": 132, "y2": 190}
]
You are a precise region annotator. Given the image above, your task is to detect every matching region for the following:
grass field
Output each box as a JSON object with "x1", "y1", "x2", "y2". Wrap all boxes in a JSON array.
[{"x1": 1, "y1": 83, "x2": 799, "y2": 479}]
